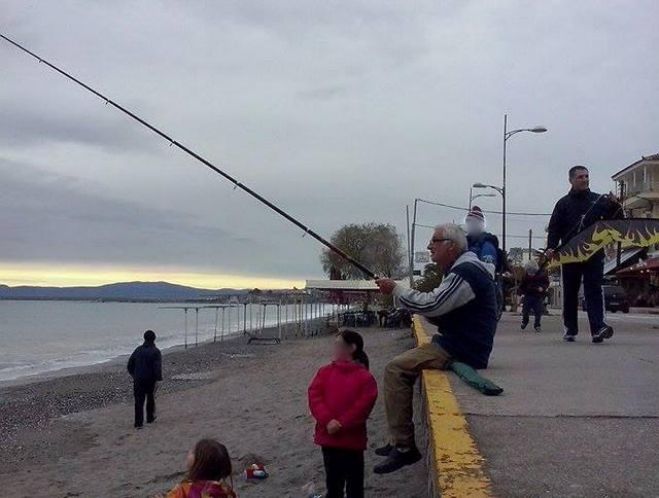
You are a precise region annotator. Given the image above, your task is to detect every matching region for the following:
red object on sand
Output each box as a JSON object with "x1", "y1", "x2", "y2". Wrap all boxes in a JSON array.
[{"x1": 243, "y1": 463, "x2": 268, "y2": 480}]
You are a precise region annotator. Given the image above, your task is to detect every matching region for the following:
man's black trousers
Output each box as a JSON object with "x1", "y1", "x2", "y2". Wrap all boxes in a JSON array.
[
  {"x1": 562, "y1": 255, "x2": 605, "y2": 336},
  {"x1": 133, "y1": 379, "x2": 156, "y2": 427}
]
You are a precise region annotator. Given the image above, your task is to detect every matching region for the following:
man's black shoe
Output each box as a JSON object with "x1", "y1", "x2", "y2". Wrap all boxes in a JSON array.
[
  {"x1": 373, "y1": 447, "x2": 422, "y2": 474},
  {"x1": 375, "y1": 443, "x2": 394, "y2": 457},
  {"x1": 592, "y1": 335, "x2": 604, "y2": 344},
  {"x1": 147, "y1": 416, "x2": 157, "y2": 424},
  {"x1": 563, "y1": 332, "x2": 576, "y2": 342},
  {"x1": 593, "y1": 325, "x2": 614, "y2": 342},
  {"x1": 521, "y1": 322, "x2": 528, "y2": 330}
]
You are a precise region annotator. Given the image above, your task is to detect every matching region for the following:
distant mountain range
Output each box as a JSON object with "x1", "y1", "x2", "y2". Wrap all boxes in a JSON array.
[{"x1": 0, "y1": 281, "x2": 252, "y2": 302}]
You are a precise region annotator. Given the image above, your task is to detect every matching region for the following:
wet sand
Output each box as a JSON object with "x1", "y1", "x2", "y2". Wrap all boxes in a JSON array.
[{"x1": 0, "y1": 326, "x2": 427, "y2": 497}]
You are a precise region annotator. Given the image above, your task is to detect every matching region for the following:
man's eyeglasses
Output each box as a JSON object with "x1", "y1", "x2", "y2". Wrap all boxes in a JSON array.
[{"x1": 430, "y1": 237, "x2": 452, "y2": 244}]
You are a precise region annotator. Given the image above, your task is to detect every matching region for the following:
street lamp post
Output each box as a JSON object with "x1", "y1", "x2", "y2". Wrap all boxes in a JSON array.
[
  {"x1": 501, "y1": 114, "x2": 547, "y2": 252},
  {"x1": 406, "y1": 204, "x2": 414, "y2": 286},
  {"x1": 411, "y1": 198, "x2": 419, "y2": 279},
  {"x1": 473, "y1": 182, "x2": 504, "y2": 196},
  {"x1": 468, "y1": 187, "x2": 496, "y2": 208}
]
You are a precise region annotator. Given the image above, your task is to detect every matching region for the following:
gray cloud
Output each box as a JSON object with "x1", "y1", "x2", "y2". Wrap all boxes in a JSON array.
[
  {"x1": 1, "y1": 0, "x2": 658, "y2": 282},
  {"x1": 0, "y1": 159, "x2": 280, "y2": 274},
  {"x1": 297, "y1": 85, "x2": 349, "y2": 101},
  {"x1": 0, "y1": 102, "x2": 154, "y2": 151}
]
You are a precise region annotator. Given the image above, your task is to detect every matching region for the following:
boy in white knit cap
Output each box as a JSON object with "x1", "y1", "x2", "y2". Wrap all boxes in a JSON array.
[{"x1": 464, "y1": 206, "x2": 499, "y2": 272}]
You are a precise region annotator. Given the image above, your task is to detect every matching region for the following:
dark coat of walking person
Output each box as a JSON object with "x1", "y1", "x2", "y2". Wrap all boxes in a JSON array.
[
  {"x1": 546, "y1": 165, "x2": 623, "y2": 343},
  {"x1": 518, "y1": 260, "x2": 549, "y2": 332},
  {"x1": 373, "y1": 223, "x2": 497, "y2": 475},
  {"x1": 127, "y1": 330, "x2": 162, "y2": 428}
]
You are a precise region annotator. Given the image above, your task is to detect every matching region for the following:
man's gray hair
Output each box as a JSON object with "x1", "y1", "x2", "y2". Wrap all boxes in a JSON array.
[{"x1": 435, "y1": 223, "x2": 468, "y2": 252}]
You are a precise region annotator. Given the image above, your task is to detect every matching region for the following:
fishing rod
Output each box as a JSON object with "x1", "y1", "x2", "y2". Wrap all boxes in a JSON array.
[{"x1": 0, "y1": 33, "x2": 377, "y2": 279}]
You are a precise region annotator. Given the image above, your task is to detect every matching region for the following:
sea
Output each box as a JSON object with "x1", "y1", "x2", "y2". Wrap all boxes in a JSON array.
[{"x1": 0, "y1": 300, "x2": 336, "y2": 382}]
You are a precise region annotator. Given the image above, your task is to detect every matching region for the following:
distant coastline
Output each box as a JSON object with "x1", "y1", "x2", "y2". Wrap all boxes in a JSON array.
[
  {"x1": 0, "y1": 280, "x2": 289, "y2": 302},
  {"x1": 0, "y1": 297, "x2": 239, "y2": 303}
]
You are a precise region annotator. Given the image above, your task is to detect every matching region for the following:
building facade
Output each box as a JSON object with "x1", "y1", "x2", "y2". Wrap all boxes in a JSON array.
[
  {"x1": 612, "y1": 153, "x2": 659, "y2": 218},
  {"x1": 611, "y1": 153, "x2": 659, "y2": 307}
]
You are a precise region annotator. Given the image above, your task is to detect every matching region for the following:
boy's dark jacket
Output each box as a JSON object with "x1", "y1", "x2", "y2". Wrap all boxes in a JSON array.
[
  {"x1": 127, "y1": 343, "x2": 162, "y2": 383},
  {"x1": 518, "y1": 272, "x2": 550, "y2": 298}
]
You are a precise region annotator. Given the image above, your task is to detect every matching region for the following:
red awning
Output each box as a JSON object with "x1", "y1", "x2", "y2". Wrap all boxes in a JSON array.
[{"x1": 616, "y1": 257, "x2": 659, "y2": 276}]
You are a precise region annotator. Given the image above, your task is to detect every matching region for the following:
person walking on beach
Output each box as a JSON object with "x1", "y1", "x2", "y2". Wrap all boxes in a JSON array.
[
  {"x1": 546, "y1": 166, "x2": 623, "y2": 343},
  {"x1": 161, "y1": 439, "x2": 236, "y2": 498},
  {"x1": 308, "y1": 330, "x2": 378, "y2": 498},
  {"x1": 518, "y1": 259, "x2": 549, "y2": 332},
  {"x1": 127, "y1": 330, "x2": 162, "y2": 429},
  {"x1": 374, "y1": 223, "x2": 497, "y2": 474}
]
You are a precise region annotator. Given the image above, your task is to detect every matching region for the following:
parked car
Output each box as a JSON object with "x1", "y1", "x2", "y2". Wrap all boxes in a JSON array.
[{"x1": 580, "y1": 285, "x2": 630, "y2": 313}]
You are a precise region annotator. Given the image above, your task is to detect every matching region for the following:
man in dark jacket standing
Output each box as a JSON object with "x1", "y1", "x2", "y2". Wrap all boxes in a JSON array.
[
  {"x1": 127, "y1": 330, "x2": 162, "y2": 428},
  {"x1": 546, "y1": 166, "x2": 623, "y2": 343}
]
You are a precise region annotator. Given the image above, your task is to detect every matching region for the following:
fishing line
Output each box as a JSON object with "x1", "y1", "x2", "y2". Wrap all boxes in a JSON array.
[{"x1": 0, "y1": 33, "x2": 377, "y2": 279}]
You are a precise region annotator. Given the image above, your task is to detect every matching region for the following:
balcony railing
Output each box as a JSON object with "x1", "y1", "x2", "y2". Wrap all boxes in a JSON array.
[{"x1": 624, "y1": 181, "x2": 658, "y2": 197}]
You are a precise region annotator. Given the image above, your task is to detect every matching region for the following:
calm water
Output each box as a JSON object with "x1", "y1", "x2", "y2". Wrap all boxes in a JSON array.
[{"x1": 0, "y1": 301, "x2": 334, "y2": 382}]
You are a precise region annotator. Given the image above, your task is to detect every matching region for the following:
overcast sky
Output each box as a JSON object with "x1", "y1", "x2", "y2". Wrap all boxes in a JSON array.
[{"x1": 2, "y1": 1, "x2": 658, "y2": 287}]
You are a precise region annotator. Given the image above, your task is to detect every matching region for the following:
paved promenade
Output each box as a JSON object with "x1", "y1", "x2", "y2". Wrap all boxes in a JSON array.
[{"x1": 446, "y1": 311, "x2": 659, "y2": 497}]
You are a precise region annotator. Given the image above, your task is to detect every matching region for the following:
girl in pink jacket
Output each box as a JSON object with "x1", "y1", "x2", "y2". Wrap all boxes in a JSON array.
[{"x1": 308, "y1": 330, "x2": 378, "y2": 498}]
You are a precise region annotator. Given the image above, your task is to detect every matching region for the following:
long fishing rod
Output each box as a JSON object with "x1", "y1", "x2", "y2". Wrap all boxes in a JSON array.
[{"x1": 0, "y1": 33, "x2": 377, "y2": 279}]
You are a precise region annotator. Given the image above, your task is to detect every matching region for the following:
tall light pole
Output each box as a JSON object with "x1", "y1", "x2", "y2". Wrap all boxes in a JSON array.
[
  {"x1": 406, "y1": 204, "x2": 413, "y2": 286},
  {"x1": 502, "y1": 114, "x2": 547, "y2": 252},
  {"x1": 411, "y1": 198, "x2": 419, "y2": 279}
]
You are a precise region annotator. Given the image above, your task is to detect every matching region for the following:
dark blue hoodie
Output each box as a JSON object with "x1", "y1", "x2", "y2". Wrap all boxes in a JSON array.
[{"x1": 127, "y1": 342, "x2": 162, "y2": 383}]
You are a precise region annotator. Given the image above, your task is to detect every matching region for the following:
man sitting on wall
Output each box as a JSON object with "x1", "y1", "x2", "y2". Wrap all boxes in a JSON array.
[{"x1": 373, "y1": 223, "x2": 497, "y2": 474}]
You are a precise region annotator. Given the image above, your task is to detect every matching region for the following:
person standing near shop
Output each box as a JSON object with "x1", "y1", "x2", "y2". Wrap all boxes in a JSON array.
[{"x1": 546, "y1": 166, "x2": 623, "y2": 343}]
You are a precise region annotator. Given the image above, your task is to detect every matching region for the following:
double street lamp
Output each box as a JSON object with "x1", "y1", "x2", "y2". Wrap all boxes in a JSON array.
[
  {"x1": 409, "y1": 116, "x2": 546, "y2": 283},
  {"x1": 499, "y1": 115, "x2": 547, "y2": 252}
]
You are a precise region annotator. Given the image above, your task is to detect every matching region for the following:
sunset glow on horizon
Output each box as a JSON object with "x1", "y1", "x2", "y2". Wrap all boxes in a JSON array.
[{"x1": 0, "y1": 262, "x2": 306, "y2": 289}]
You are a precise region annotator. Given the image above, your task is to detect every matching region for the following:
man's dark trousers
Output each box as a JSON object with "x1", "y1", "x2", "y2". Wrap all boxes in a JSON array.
[
  {"x1": 562, "y1": 254, "x2": 605, "y2": 336},
  {"x1": 134, "y1": 379, "x2": 156, "y2": 427},
  {"x1": 522, "y1": 295, "x2": 544, "y2": 328}
]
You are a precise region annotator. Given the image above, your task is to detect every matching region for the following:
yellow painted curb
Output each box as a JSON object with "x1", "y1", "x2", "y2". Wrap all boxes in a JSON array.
[{"x1": 412, "y1": 316, "x2": 493, "y2": 498}]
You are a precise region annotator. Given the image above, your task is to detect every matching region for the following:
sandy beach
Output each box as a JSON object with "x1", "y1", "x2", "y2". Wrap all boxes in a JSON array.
[{"x1": 0, "y1": 326, "x2": 427, "y2": 498}]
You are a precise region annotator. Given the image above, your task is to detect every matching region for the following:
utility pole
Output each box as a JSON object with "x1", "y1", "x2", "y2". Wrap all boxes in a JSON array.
[
  {"x1": 406, "y1": 205, "x2": 413, "y2": 286},
  {"x1": 502, "y1": 114, "x2": 508, "y2": 253},
  {"x1": 410, "y1": 198, "x2": 418, "y2": 275}
]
